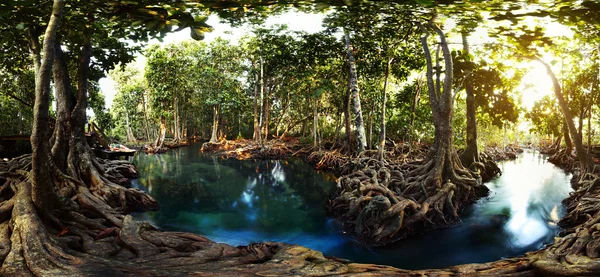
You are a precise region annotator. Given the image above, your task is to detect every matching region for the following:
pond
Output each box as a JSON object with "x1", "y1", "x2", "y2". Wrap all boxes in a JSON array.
[{"x1": 132, "y1": 145, "x2": 572, "y2": 270}]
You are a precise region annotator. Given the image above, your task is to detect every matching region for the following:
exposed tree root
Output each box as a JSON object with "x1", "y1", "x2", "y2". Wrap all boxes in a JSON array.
[
  {"x1": 327, "y1": 147, "x2": 489, "y2": 246},
  {"x1": 6, "y1": 141, "x2": 600, "y2": 275},
  {"x1": 549, "y1": 148, "x2": 579, "y2": 173}
]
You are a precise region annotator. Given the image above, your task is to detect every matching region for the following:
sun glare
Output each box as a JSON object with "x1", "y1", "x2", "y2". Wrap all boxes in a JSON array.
[{"x1": 519, "y1": 61, "x2": 556, "y2": 110}]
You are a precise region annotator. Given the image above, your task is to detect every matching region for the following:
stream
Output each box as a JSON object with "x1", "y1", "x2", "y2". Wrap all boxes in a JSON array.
[{"x1": 132, "y1": 145, "x2": 572, "y2": 269}]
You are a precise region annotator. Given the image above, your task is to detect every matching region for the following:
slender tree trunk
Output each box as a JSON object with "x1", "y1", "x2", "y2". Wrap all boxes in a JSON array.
[
  {"x1": 258, "y1": 57, "x2": 264, "y2": 145},
  {"x1": 154, "y1": 117, "x2": 166, "y2": 150},
  {"x1": 262, "y1": 94, "x2": 270, "y2": 143},
  {"x1": 409, "y1": 76, "x2": 422, "y2": 141},
  {"x1": 460, "y1": 32, "x2": 479, "y2": 167},
  {"x1": 537, "y1": 57, "x2": 592, "y2": 170},
  {"x1": 31, "y1": 0, "x2": 64, "y2": 212},
  {"x1": 578, "y1": 104, "x2": 585, "y2": 147},
  {"x1": 588, "y1": 96, "x2": 593, "y2": 153},
  {"x1": 210, "y1": 105, "x2": 220, "y2": 143},
  {"x1": 379, "y1": 58, "x2": 392, "y2": 160},
  {"x1": 345, "y1": 32, "x2": 367, "y2": 153},
  {"x1": 367, "y1": 107, "x2": 373, "y2": 150},
  {"x1": 344, "y1": 85, "x2": 352, "y2": 148},
  {"x1": 125, "y1": 109, "x2": 135, "y2": 142},
  {"x1": 28, "y1": 27, "x2": 42, "y2": 84},
  {"x1": 253, "y1": 62, "x2": 260, "y2": 141},
  {"x1": 141, "y1": 91, "x2": 151, "y2": 141},
  {"x1": 313, "y1": 96, "x2": 318, "y2": 148},
  {"x1": 335, "y1": 111, "x2": 342, "y2": 143},
  {"x1": 174, "y1": 97, "x2": 180, "y2": 142},
  {"x1": 275, "y1": 92, "x2": 290, "y2": 137}
]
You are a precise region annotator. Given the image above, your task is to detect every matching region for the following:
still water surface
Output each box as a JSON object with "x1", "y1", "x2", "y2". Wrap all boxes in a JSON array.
[{"x1": 132, "y1": 145, "x2": 571, "y2": 269}]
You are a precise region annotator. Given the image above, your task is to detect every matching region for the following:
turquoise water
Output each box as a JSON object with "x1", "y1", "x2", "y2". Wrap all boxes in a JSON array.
[{"x1": 132, "y1": 145, "x2": 572, "y2": 269}]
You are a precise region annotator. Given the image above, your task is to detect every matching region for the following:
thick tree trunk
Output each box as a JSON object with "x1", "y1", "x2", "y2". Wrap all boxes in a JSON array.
[
  {"x1": 379, "y1": 58, "x2": 391, "y2": 160},
  {"x1": 460, "y1": 32, "x2": 479, "y2": 167},
  {"x1": 31, "y1": 0, "x2": 64, "y2": 212},
  {"x1": 210, "y1": 105, "x2": 220, "y2": 143},
  {"x1": 51, "y1": 42, "x2": 75, "y2": 171},
  {"x1": 345, "y1": 32, "x2": 367, "y2": 153},
  {"x1": 537, "y1": 57, "x2": 592, "y2": 170}
]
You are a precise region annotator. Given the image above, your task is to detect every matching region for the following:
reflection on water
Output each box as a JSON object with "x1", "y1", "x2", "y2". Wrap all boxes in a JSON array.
[{"x1": 133, "y1": 146, "x2": 571, "y2": 270}]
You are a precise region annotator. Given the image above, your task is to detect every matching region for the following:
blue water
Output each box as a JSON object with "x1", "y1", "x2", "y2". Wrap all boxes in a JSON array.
[{"x1": 132, "y1": 145, "x2": 572, "y2": 269}]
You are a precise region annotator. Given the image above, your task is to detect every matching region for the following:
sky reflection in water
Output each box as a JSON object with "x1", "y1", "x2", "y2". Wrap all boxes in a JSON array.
[{"x1": 133, "y1": 146, "x2": 571, "y2": 269}]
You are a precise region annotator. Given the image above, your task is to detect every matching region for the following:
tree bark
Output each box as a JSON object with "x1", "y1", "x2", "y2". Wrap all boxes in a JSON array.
[
  {"x1": 210, "y1": 105, "x2": 220, "y2": 143},
  {"x1": 125, "y1": 109, "x2": 136, "y2": 142},
  {"x1": 51, "y1": 42, "x2": 75, "y2": 171},
  {"x1": 460, "y1": 32, "x2": 479, "y2": 167},
  {"x1": 313, "y1": 96, "x2": 318, "y2": 148},
  {"x1": 345, "y1": 32, "x2": 367, "y2": 153},
  {"x1": 537, "y1": 57, "x2": 592, "y2": 170},
  {"x1": 344, "y1": 80, "x2": 352, "y2": 149},
  {"x1": 31, "y1": 0, "x2": 64, "y2": 212},
  {"x1": 379, "y1": 58, "x2": 392, "y2": 160},
  {"x1": 253, "y1": 62, "x2": 260, "y2": 141},
  {"x1": 154, "y1": 117, "x2": 166, "y2": 150},
  {"x1": 588, "y1": 93, "x2": 593, "y2": 153},
  {"x1": 258, "y1": 57, "x2": 264, "y2": 145}
]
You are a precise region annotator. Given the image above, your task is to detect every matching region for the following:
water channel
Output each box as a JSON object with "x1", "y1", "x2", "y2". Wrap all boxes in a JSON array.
[{"x1": 132, "y1": 144, "x2": 572, "y2": 269}]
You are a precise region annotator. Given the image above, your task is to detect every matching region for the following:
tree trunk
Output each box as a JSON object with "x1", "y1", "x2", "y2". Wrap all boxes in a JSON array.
[
  {"x1": 210, "y1": 105, "x2": 220, "y2": 143},
  {"x1": 173, "y1": 97, "x2": 180, "y2": 142},
  {"x1": 275, "y1": 92, "x2": 290, "y2": 137},
  {"x1": 313, "y1": 96, "x2": 318, "y2": 148},
  {"x1": 141, "y1": 91, "x2": 151, "y2": 141},
  {"x1": 253, "y1": 62, "x2": 260, "y2": 141},
  {"x1": 588, "y1": 100, "x2": 593, "y2": 153},
  {"x1": 379, "y1": 58, "x2": 391, "y2": 160},
  {"x1": 460, "y1": 32, "x2": 479, "y2": 167},
  {"x1": 51, "y1": 42, "x2": 75, "y2": 171},
  {"x1": 367, "y1": 107, "x2": 373, "y2": 150},
  {"x1": 154, "y1": 117, "x2": 166, "y2": 150},
  {"x1": 345, "y1": 32, "x2": 367, "y2": 153},
  {"x1": 409, "y1": 75, "x2": 422, "y2": 141},
  {"x1": 125, "y1": 109, "x2": 136, "y2": 143},
  {"x1": 537, "y1": 57, "x2": 592, "y2": 170},
  {"x1": 578, "y1": 103, "x2": 585, "y2": 147},
  {"x1": 258, "y1": 57, "x2": 264, "y2": 145},
  {"x1": 262, "y1": 94, "x2": 270, "y2": 143},
  {"x1": 344, "y1": 82, "x2": 352, "y2": 149},
  {"x1": 31, "y1": 0, "x2": 64, "y2": 212}
]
